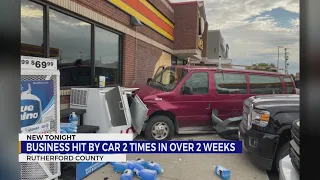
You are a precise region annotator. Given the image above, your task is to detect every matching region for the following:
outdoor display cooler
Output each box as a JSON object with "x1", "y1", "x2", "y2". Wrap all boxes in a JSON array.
[
  {"x1": 69, "y1": 87, "x2": 148, "y2": 180},
  {"x1": 21, "y1": 56, "x2": 61, "y2": 180},
  {"x1": 70, "y1": 86, "x2": 148, "y2": 139}
]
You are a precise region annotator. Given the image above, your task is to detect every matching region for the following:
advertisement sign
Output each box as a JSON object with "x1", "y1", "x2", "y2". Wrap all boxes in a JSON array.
[
  {"x1": 199, "y1": 17, "x2": 205, "y2": 36},
  {"x1": 198, "y1": 16, "x2": 205, "y2": 50},
  {"x1": 99, "y1": 76, "x2": 106, "y2": 87},
  {"x1": 198, "y1": 37, "x2": 204, "y2": 50},
  {"x1": 21, "y1": 56, "x2": 57, "y2": 70},
  {"x1": 21, "y1": 80, "x2": 55, "y2": 133},
  {"x1": 76, "y1": 162, "x2": 108, "y2": 180}
]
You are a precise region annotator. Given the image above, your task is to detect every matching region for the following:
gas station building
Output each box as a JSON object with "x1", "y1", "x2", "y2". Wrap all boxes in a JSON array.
[{"x1": 21, "y1": 0, "x2": 209, "y2": 109}]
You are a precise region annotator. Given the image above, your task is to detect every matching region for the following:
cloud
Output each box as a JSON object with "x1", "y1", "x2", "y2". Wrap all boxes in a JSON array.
[
  {"x1": 285, "y1": 0, "x2": 299, "y2": 13},
  {"x1": 290, "y1": 18, "x2": 299, "y2": 30},
  {"x1": 172, "y1": 0, "x2": 300, "y2": 74}
]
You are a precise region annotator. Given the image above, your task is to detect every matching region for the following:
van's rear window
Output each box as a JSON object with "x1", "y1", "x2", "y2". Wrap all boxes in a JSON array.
[
  {"x1": 284, "y1": 77, "x2": 295, "y2": 94},
  {"x1": 249, "y1": 75, "x2": 283, "y2": 94}
]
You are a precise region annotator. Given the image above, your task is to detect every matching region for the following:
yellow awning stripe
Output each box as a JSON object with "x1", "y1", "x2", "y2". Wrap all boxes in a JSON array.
[
  {"x1": 139, "y1": 0, "x2": 174, "y2": 28},
  {"x1": 109, "y1": 0, "x2": 174, "y2": 41}
]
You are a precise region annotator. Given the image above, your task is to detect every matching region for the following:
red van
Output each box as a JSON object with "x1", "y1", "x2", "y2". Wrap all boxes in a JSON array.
[{"x1": 133, "y1": 65, "x2": 296, "y2": 140}]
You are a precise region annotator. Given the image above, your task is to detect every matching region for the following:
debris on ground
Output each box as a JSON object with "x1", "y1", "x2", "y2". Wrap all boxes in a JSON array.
[
  {"x1": 111, "y1": 162, "x2": 129, "y2": 173},
  {"x1": 110, "y1": 159, "x2": 163, "y2": 180},
  {"x1": 214, "y1": 165, "x2": 231, "y2": 180},
  {"x1": 120, "y1": 169, "x2": 133, "y2": 180},
  {"x1": 136, "y1": 169, "x2": 157, "y2": 180},
  {"x1": 136, "y1": 159, "x2": 164, "y2": 174}
]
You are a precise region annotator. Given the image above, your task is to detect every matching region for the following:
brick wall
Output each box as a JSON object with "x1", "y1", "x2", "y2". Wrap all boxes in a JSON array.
[
  {"x1": 122, "y1": 35, "x2": 165, "y2": 86},
  {"x1": 122, "y1": 34, "x2": 136, "y2": 86},
  {"x1": 72, "y1": 0, "x2": 173, "y2": 49},
  {"x1": 61, "y1": 95, "x2": 70, "y2": 104},
  {"x1": 136, "y1": 26, "x2": 173, "y2": 49},
  {"x1": 60, "y1": 95, "x2": 70, "y2": 110},
  {"x1": 173, "y1": 3, "x2": 198, "y2": 50},
  {"x1": 135, "y1": 40, "x2": 163, "y2": 84}
]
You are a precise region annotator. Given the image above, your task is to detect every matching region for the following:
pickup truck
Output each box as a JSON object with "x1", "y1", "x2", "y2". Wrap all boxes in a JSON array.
[
  {"x1": 212, "y1": 94, "x2": 299, "y2": 171},
  {"x1": 279, "y1": 119, "x2": 300, "y2": 180}
]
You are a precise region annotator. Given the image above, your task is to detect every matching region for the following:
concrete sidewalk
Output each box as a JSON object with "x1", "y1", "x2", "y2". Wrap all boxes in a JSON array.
[{"x1": 84, "y1": 134, "x2": 269, "y2": 180}]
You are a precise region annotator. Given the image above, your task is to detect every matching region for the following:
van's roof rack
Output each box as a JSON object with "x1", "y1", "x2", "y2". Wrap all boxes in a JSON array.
[
  {"x1": 217, "y1": 56, "x2": 223, "y2": 71},
  {"x1": 186, "y1": 57, "x2": 196, "y2": 66}
]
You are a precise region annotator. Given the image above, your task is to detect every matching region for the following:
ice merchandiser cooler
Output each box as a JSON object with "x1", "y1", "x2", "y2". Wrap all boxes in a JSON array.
[
  {"x1": 69, "y1": 87, "x2": 148, "y2": 139},
  {"x1": 21, "y1": 56, "x2": 61, "y2": 180}
]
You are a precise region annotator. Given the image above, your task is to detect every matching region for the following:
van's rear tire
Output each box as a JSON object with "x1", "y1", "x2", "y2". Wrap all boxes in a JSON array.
[{"x1": 144, "y1": 115, "x2": 174, "y2": 141}]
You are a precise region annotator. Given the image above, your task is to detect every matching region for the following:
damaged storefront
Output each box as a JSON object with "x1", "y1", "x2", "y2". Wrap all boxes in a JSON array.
[
  {"x1": 21, "y1": 0, "x2": 209, "y2": 179},
  {"x1": 21, "y1": 0, "x2": 208, "y2": 111}
]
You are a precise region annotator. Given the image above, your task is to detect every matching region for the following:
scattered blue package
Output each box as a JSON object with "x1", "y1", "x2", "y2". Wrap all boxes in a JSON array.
[
  {"x1": 136, "y1": 169, "x2": 157, "y2": 180},
  {"x1": 111, "y1": 162, "x2": 129, "y2": 173},
  {"x1": 60, "y1": 123, "x2": 77, "y2": 133},
  {"x1": 214, "y1": 165, "x2": 231, "y2": 180},
  {"x1": 136, "y1": 159, "x2": 147, "y2": 167},
  {"x1": 120, "y1": 169, "x2": 133, "y2": 180},
  {"x1": 68, "y1": 112, "x2": 79, "y2": 125},
  {"x1": 145, "y1": 161, "x2": 163, "y2": 174},
  {"x1": 127, "y1": 160, "x2": 144, "y2": 172}
]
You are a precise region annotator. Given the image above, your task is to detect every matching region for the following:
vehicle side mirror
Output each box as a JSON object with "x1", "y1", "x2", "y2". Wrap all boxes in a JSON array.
[
  {"x1": 147, "y1": 78, "x2": 152, "y2": 83},
  {"x1": 181, "y1": 86, "x2": 193, "y2": 95}
]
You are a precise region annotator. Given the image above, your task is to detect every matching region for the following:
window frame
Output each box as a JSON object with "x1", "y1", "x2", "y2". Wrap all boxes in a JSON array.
[
  {"x1": 181, "y1": 72, "x2": 209, "y2": 95},
  {"x1": 213, "y1": 72, "x2": 249, "y2": 95},
  {"x1": 149, "y1": 67, "x2": 188, "y2": 92},
  {"x1": 26, "y1": 0, "x2": 124, "y2": 89},
  {"x1": 248, "y1": 74, "x2": 284, "y2": 95},
  {"x1": 21, "y1": 0, "x2": 45, "y2": 57}
]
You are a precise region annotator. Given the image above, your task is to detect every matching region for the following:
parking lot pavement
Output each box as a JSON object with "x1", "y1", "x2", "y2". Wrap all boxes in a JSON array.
[{"x1": 85, "y1": 134, "x2": 270, "y2": 180}]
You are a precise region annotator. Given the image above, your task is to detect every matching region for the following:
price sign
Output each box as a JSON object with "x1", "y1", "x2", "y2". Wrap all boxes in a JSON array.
[{"x1": 21, "y1": 56, "x2": 57, "y2": 70}]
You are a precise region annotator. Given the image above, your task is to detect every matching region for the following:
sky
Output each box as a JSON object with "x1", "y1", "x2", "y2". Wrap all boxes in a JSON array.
[{"x1": 172, "y1": 0, "x2": 300, "y2": 75}]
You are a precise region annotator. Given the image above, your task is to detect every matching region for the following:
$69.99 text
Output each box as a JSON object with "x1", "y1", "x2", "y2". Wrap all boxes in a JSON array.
[{"x1": 21, "y1": 60, "x2": 54, "y2": 68}]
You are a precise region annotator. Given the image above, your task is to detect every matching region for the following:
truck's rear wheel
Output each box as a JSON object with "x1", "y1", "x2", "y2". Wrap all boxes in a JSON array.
[
  {"x1": 274, "y1": 142, "x2": 290, "y2": 172},
  {"x1": 144, "y1": 115, "x2": 174, "y2": 141}
]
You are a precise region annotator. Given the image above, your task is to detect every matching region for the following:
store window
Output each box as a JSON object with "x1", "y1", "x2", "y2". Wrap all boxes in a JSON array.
[
  {"x1": 249, "y1": 75, "x2": 283, "y2": 94},
  {"x1": 183, "y1": 72, "x2": 209, "y2": 94},
  {"x1": 171, "y1": 56, "x2": 177, "y2": 65},
  {"x1": 177, "y1": 60, "x2": 184, "y2": 65},
  {"x1": 20, "y1": 0, "x2": 123, "y2": 88},
  {"x1": 49, "y1": 9, "x2": 91, "y2": 87},
  {"x1": 21, "y1": 0, "x2": 44, "y2": 57},
  {"x1": 95, "y1": 27, "x2": 120, "y2": 86},
  {"x1": 214, "y1": 73, "x2": 247, "y2": 94},
  {"x1": 171, "y1": 60, "x2": 177, "y2": 65},
  {"x1": 183, "y1": 60, "x2": 187, "y2": 65}
]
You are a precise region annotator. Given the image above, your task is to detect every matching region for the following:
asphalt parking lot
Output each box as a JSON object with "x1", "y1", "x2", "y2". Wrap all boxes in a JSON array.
[{"x1": 85, "y1": 134, "x2": 277, "y2": 180}]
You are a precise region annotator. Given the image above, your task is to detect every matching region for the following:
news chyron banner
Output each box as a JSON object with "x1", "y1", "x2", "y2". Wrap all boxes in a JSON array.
[{"x1": 19, "y1": 134, "x2": 242, "y2": 162}]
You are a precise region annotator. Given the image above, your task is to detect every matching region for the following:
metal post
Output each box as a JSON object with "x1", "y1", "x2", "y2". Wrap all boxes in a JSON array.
[
  {"x1": 277, "y1": 46, "x2": 283, "y2": 72},
  {"x1": 277, "y1": 48, "x2": 279, "y2": 71},
  {"x1": 284, "y1": 48, "x2": 289, "y2": 74}
]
